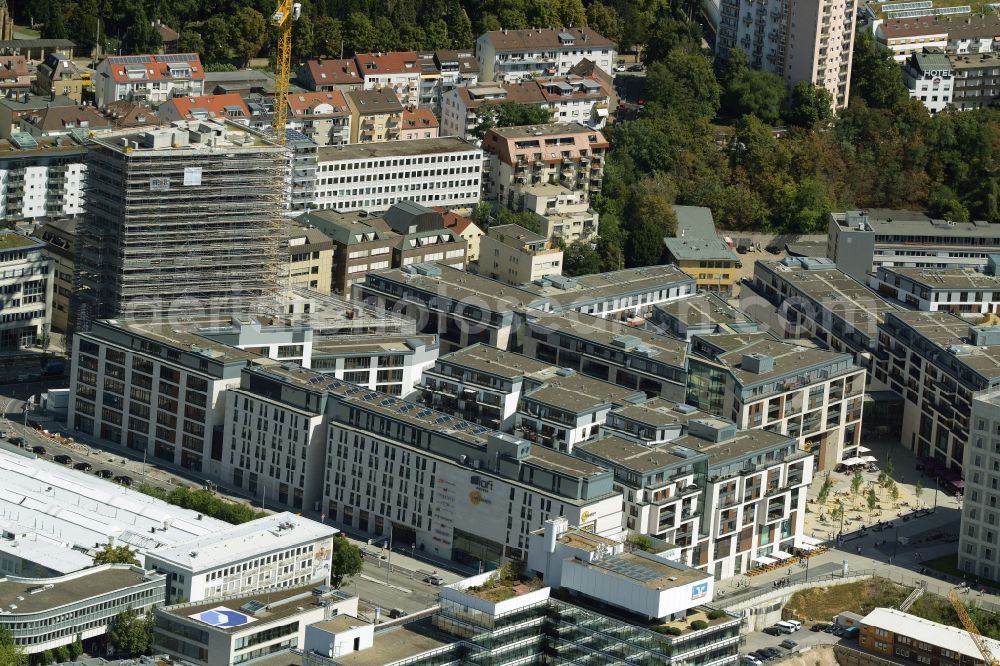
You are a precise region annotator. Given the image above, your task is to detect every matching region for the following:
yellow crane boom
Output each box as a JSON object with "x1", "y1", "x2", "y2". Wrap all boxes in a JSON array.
[
  {"x1": 949, "y1": 589, "x2": 998, "y2": 666},
  {"x1": 270, "y1": 0, "x2": 300, "y2": 144}
]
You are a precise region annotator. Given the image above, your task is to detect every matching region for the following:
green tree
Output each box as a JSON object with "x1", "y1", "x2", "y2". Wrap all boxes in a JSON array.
[
  {"x1": 472, "y1": 101, "x2": 552, "y2": 138},
  {"x1": 36, "y1": 650, "x2": 53, "y2": 665},
  {"x1": 775, "y1": 178, "x2": 832, "y2": 233},
  {"x1": 472, "y1": 201, "x2": 493, "y2": 231},
  {"x1": 107, "y1": 608, "x2": 153, "y2": 656},
  {"x1": 915, "y1": 480, "x2": 924, "y2": 504},
  {"x1": 817, "y1": 474, "x2": 833, "y2": 505},
  {"x1": 177, "y1": 29, "x2": 205, "y2": 57},
  {"x1": 623, "y1": 219, "x2": 664, "y2": 268},
  {"x1": 496, "y1": 208, "x2": 543, "y2": 234},
  {"x1": 67, "y1": 637, "x2": 83, "y2": 660},
  {"x1": 372, "y1": 16, "x2": 400, "y2": 52},
  {"x1": 52, "y1": 646, "x2": 70, "y2": 662},
  {"x1": 313, "y1": 16, "x2": 343, "y2": 56},
  {"x1": 121, "y1": 4, "x2": 162, "y2": 55},
  {"x1": 446, "y1": 3, "x2": 474, "y2": 48},
  {"x1": 866, "y1": 488, "x2": 878, "y2": 512},
  {"x1": 646, "y1": 51, "x2": 721, "y2": 123},
  {"x1": 424, "y1": 19, "x2": 451, "y2": 50},
  {"x1": 851, "y1": 470, "x2": 864, "y2": 504},
  {"x1": 41, "y1": 0, "x2": 68, "y2": 39},
  {"x1": 927, "y1": 183, "x2": 970, "y2": 222},
  {"x1": 889, "y1": 482, "x2": 900, "y2": 503},
  {"x1": 831, "y1": 501, "x2": 844, "y2": 523},
  {"x1": 723, "y1": 68, "x2": 786, "y2": 123},
  {"x1": 851, "y1": 30, "x2": 907, "y2": 109},
  {"x1": 69, "y1": 0, "x2": 100, "y2": 53},
  {"x1": 231, "y1": 7, "x2": 266, "y2": 67},
  {"x1": 94, "y1": 544, "x2": 140, "y2": 565},
  {"x1": 329, "y1": 537, "x2": 363, "y2": 588},
  {"x1": 0, "y1": 627, "x2": 26, "y2": 666},
  {"x1": 786, "y1": 81, "x2": 833, "y2": 128},
  {"x1": 557, "y1": 0, "x2": 587, "y2": 27},
  {"x1": 563, "y1": 241, "x2": 602, "y2": 276},
  {"x1": 293, "y1": 15, "x2": 315, "y2": 62},
  {"x1": 644, "y1": 13, "x2": 702, "y2": 62},
  {"x1": 586, "y1": 2, "x2": 623, "y2": 44},
  {"x1": 200, "y1": 16, "x2": 231, "y2": 64}
]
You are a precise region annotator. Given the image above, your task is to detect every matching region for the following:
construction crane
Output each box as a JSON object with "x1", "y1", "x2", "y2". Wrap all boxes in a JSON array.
[
  {"x1": 949, "y1": 589, "x2": 998, "y2": 666},
  {"x1": 270, "y1": 0, "x2": 301, "y2": 144}
]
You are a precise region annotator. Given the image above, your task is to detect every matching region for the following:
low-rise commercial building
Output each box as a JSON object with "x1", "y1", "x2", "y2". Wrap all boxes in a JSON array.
[
  {"x1": 663, "y1": 235, "x2": 739, "y2": 296},
  {"x1": 154, "y1": 584, "x2": 358, "y2": 666},
  {"x1": 687, "y1": 334, "x2": 866, "y2": 470},
  {"x1": 479, "y1": 223, "x2": 563, "y2": 285},
  {"x1": 0, "y1": 565, "x2": 166, "y2": 655},
  {"x1": 859, "y1": 607, "x2": 1000, "y2": 666},
  {"x1": 144, "y1": 512, "x2": 338, "y2": 603},
  {"x1": 827, "y1": 209, "x2": 1000, "y2": 281},
  {"x1": 0, "y1": 231, "x2": 53, "y2": 350},
  {"x1": 313, "y1": 137, "x2": 483, "y2": 213}
]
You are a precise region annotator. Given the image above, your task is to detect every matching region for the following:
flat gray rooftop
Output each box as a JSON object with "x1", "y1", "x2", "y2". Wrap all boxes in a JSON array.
[
  {"x1": 433, "y1": 344, "x2": 552, "y2": 379},
  {"x1": 756, "y1": 259, "x2": 899, "y2": 329},
  {"x1": 331, "y1": 616, "x2": 454, "y2": 665},
  {"x1": 317, "y1": 136, "x2": 479, "y2": 161},
  {"x1": 656, "y1": 292, "x2": 756, "y2": 328},
  {"x1": 664, "y1": 237, "x2": 737, "y2": 262},
  {"x1": 367, "y1": 266, "x2": 546, "y2": 313},
  {"x1": 878, "y1": 266, "x2": 1000, "y2": 291},
  {"x1": 716, "y1": 338, "x2": 856, "y2": 388},
  {"x1": 0, "y1": 567, "x2": 153, "y2": 614},
  {"x1": 609, "y1": 397, "x2": 709, "y2": 428},
  {"x1": 886, "y1": 311, "x2": 1000, "y2": 380},
  {"x1": 585, "y1": 551, "x2": 708, "y2": 590},
  {"x1": 577, "y1": 436, "x2": 694, "y2": 473},
  {"x1": 162, "y1": 584, "x2": 325, "y2": 634},
  {"x1": 673, "y1": 427, "x2": 796, "y2": 467},
  {"x1": 523, "y1": 444, "x2": 609, "y2": 478},
  {"x1": 836, "y1": 209, "x2": 1000, "y2": 239},
  {"x1": 522, "y1": 265, "x2": 694, "y2": 310},
  {"x1": 523, "y1": 367, "x2": 645, "y2": 413}
]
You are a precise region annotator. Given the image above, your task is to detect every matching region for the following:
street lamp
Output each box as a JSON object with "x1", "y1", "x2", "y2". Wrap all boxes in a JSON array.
[
  {"x1": 932, "y1": 476, "x2": 939, "y2": 514},
  {"x1": 385, "y1": 523, "x2": 393, "y2": 587}
]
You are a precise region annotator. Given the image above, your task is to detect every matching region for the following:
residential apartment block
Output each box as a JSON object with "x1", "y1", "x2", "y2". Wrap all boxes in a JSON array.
[
  {"x1": 0, "y1": 55, "x2": 29, "y2": 96},
  {"x1": 401, "y1": 108, "x2": 439, "y2": 140},
  {"x1": 687, "y1": 334, "x2": 866, "y2": 470},
  {"x1": 313, "y1": 137, "x2": 483, "y2": 213},
  {"x1": 300, "y1": 201, "x2": 467, "y2": 296},
  {"x1": 748, "y1": 257, "x2": 900, "y2": 388},
  {"x1": 874, "y1": 18, "x2": 949, "y2": 62},
  {"x1": 475, "y1": 27, "x2": 617, "y2": 83},
  {"x1": 870, "y1": 260, "x2": 1000, "y2": 314},
  {"x1": 286, "y1": 91, "x2": 353, "y2": 147},
  {"x1": 0, "y1": 134, "x2": 87, "y2": 224},
  {"x1": 0, "y1": 231, "x2": 53, "y2": 350},
  {"x1": 482, "y1": 122, "x2": 606, "y2": 209},
  {"x1": 827, "y1": 209, "x2": 1000, "y2": 282},
  {"x1": 480, "y1": 223, "x2": 563, "y2": 285},
  {"x1": 74, "y1": 121, "x2": 287, "y2": 321},
  {"x1": 951, "y1": 51, "x2": 1000, "y2": 111},
  {"x1": 157, "y1": 93, "x2": 250, "y2": 125},
  {"x1": 716, "y1": 0, "x2": 857, "y2": 109},
  {"x1": 343, "y1": 88, "x2": 403, "y2": 144},
  {"x1": 31, "y1": 217, "x2": 76, "y2": 332},
  {"x1": 653, "y1": 291, "x2": 762, "y2": 341},
  {"x1": 95, "y1": 53, "x2": 205, "y2": 107},
  {"x1": 18, "y1": 105, "x2": 112, "y2": 139},
  {"x1": 577, "y1": 422, "x2": 811, "y2": 579},
  {"x1": 354, "y1": 51, "x2": 422, "y2": 106},
  {"x1": 519, "y1": 183, "x2": 599, "y2": 243},
  {"x1": 34, "y1": 52, "x2": 86, "y2": 102},
  {"x1": 284, "y1": 223, "x2": 334, "y2": 293},
  {"x1": 880, "y1": 310, "x2": 1000, "y2": 472},
  {"x1": 297, "y1": 57, "x2": 363, "y2": 93},
  {"x1": 858, "y1": 607, "x2": 1000, "y2": 666}
]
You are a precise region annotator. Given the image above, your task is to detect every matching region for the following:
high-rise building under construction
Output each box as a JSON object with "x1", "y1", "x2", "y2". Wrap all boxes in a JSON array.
[{"x1": 74, "y1": 120, "x2": 286, "y2": 325}]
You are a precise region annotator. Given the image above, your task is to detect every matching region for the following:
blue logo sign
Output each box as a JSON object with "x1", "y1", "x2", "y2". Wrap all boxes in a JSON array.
[
  {"x1": 691, "y1": 582, "x2": 708, "y2": 600},
  {"x1": 191, "y1": 607, "x2": 256, "y2": 628}
]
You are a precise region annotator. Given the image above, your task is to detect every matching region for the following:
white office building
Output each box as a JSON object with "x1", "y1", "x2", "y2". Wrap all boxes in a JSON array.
[
  {"x1": 1, "y1": 135, "x2": 87, "y2": 224},
  {"x1": 313, "y1": 138, "x2": 483, "y2": 213},
  {"x1": 144, "y1": 512, "x2": 338, "y2": 603},
  {"x1": 0, "y1": 231, "x2": 53, "y2": 350}
]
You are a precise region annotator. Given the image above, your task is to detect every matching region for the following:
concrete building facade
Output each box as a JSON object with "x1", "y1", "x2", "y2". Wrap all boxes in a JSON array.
[
  {"x1": 0, "y1": 231, "x2": 53, "y2": 350},
  {"x1": 479, "y1": 223, "x2": 563, "y2": 285},
  {"x1": 475, "y1": 27, "x2": 617, "y2": 83}
]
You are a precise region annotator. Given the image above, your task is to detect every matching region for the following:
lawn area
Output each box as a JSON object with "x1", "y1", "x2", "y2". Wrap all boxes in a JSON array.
[
  {"x1": 783, "y1": 578, "x2": 910, "y2": 622},
  {"x1": 924, "y1": 553, "x2": 1000, "y2": 591}
]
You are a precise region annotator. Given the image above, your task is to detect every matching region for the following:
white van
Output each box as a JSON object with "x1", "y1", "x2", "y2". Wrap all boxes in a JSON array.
[
  {"x1": 775, "y1": 621, "x2": 797, "y2": 634},
  {"x1": 786, "y1": 619, "x2": 802, "y2": 631}
]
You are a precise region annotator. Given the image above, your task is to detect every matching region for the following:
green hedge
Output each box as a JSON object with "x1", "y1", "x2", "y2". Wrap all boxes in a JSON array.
[{"x1": 137, "y1": 485, "x2": 266, "y2": 524}]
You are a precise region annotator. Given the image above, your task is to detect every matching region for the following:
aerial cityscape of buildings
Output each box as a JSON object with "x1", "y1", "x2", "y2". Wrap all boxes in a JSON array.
[{"x1": 3, "y1": 2, "x2": 1000, "y2": 664}]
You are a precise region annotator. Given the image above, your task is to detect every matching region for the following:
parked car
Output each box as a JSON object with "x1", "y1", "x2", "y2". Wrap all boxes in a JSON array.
[
  {"x1": 763, "y1": 626, "x2": 782, "y2": 636},
  {"x1": 424, "y1": 574, "x2": 445, "y2": 586},
  {"x1": 388, "y1": 608, "x2": 407, "y2": 619},
  {"x1": 114, "y1": 475, "x2": 133, "y2": 486},
  {"x1": 54, "y1": 454, "x2": 72, "y2": 465},
  {"x1": 9, "y1": 436, "x2": 24, "y2": 447},
  {"x1": 73, "y1": 462, "x2": 92, "y2": 472},
  {"x1": 627, "y1": 63, "x2": 644, "y2": 72},
  {"x1": 780, "y1": 639, "x2": 798, "y2": 650},
  {"x1": 613, "y1": 63, "x2": 627, "y2": 72},
  {"x1": 752, "y1": 650, "x2": 769, "y2": 661},
  {"x1": 811, "y1": 623, "x2": 828, "y2": 632},
  {"x1": 31, "y1": 445, "x2": 46, "y2": 454},
  {"x1": 0, "y1": 430, "x2": 6, "y2": 439},
  {"x1": 742, "y1": 656, "x2": 763, "y2": 666},
  {"x1": 763, "y1": 648, "x2": 782, "y2": 659},
  {"x1": 94, "y1": 469, "x2": 113, "y2": 478}
]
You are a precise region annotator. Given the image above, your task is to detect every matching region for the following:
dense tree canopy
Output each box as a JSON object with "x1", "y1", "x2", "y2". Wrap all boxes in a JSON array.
[
  {"x1": 94, "y1": 544, "x2": 140, "y2": 565},
  {"x1": 329, "y1": 537, "x2": 363, "y2": 588},
  {"x1": 107, "y1": 609, "x2": 153, "y2": 656}
]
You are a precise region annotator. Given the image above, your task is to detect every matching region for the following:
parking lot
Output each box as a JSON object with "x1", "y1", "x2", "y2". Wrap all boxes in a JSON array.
[{"x1": 741, "y1": 623, "x2": 843, "y2": 663}]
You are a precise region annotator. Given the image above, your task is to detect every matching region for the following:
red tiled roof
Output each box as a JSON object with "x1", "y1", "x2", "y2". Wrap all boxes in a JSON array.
[
  {"x1": 21, "y1": 105, "x2": 112, "y2": 132},
  {"x1": 402, "y1": 107, "x2": 439, "y2": 129},
  {"x1": 355, "y1": 51, "x2": 420, "y2": 76},
  {"x1": 164, "y1": 93, "x2": 249, "y2": 120},
  {"x1": 435, "y1": 207, "x2": 476, "y2": 234},
  {"x1": 102, "y1": 53, "x2": 204, "y2": 82},
  {"x1": 304, "y1": 58, "x2": 360, "y2": 85},
  {"x1": 287, "y1": 90, "x2": 350, "y2": 117},
  {"x1": 0, "y1": 55, "x2": 28, "y2": 78}
]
